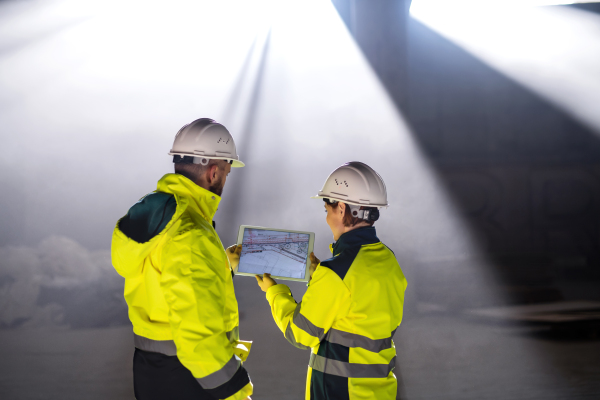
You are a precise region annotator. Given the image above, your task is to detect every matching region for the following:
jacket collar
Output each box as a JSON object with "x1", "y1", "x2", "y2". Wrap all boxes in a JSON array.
[
  {"x1": 331, "y1": 226, "x2": 380, "y2": 256},
  {"x1": 156, "y1": 173, "x2": 221, "y2": 223}
]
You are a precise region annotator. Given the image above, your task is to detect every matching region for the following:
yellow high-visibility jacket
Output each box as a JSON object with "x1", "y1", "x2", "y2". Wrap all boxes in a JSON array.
[
  {"x1": 111, "y1": 173, "x2": 252, "y2": 400},
  {"x1": 266, "y1": 226, "x2": 407, "y2": 400}
]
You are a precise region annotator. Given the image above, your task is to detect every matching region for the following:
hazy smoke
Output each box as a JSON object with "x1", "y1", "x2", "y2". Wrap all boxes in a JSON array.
[{"x1": 0, "y1": 236, "x2": 127, "y2": 329}]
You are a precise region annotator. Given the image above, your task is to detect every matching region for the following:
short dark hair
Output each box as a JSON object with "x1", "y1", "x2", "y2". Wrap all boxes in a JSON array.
[
  {"x1": 325, "y1": 199, "x2": 376, "y2": 227},
  {"x1": 174, "y1": 159, "x2": 223, "y2": 183}
]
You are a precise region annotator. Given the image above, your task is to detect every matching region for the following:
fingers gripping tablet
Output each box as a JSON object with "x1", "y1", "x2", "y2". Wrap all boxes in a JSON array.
[{"x1": 234, "y1": 226, "x2": 315, "y2": 282}]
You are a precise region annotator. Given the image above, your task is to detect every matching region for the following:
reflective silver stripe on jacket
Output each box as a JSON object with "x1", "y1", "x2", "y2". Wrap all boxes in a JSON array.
[
  {"x1": 135, "y1": 327, "x2": 240, "y2": 355},
  {"x1": 226, "y1": 326, "x2": 239, "y2": 344},
  {"x1": 285, "y1": 321, "x2": 311, "y2": 350},
  {"x1": 134, "y1": 334, "x2": 177, "y2": 356},
  {"x1": 196, "y1": 355, "x2": 241, "y2": 389},
  {"x1": 309, "y1": 353, "x2": 396, "y2": 378},
  {"x1": 324, "y1": 329, "x2": 393, "y2": 353},
  {"x1": 292, "y1": 302, "x2": 325, "y2": 340}
]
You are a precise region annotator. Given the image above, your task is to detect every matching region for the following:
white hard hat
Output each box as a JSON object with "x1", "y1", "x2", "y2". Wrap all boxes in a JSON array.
[
  {"x1": 169, "y1": 118, "x2": 245, "y2": 167},
  {"x1": 312, "y1": 161, "x2": 388, "y2": 209}
]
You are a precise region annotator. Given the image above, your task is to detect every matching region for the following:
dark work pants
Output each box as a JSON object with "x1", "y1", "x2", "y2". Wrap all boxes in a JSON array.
[{"x1": 133, "y1": 348, "x2": 217, "y2": 400}]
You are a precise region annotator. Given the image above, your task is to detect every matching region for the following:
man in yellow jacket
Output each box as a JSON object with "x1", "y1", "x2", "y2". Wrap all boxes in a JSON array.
[
  {"x1": 112, "y1": 118, "x2": 252, "y2": 400},
  {"x1": 256, "y1": 162, "x2": 407, "y2": 400}
]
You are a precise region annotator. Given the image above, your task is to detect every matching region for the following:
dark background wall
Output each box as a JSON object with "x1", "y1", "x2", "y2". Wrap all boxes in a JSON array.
[{"x1": 332, "y1": 0, "x2": 600, "y2": 306}]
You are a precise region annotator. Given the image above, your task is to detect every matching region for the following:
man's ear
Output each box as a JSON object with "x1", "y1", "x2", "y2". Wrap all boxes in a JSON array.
[
  {"x1": 207, "y1": 164, "x2": 218, "y2": 184},
  {"x1": 339, "y1": 202, "x2": 346, "y2": 216}
]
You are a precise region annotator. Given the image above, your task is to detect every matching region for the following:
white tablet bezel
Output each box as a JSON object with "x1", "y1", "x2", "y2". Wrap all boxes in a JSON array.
[{"x1": 234, "y1": 225, "x2": 315, "y2": 282}]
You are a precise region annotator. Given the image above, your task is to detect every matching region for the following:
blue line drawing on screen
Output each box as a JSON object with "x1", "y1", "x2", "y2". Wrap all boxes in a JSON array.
[{"x1": 238, "y1": 229, "x2": 309, "y2": 278}]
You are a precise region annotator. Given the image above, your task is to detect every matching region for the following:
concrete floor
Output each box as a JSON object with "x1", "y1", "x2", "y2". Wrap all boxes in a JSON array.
[{"x1": 1, "y1": 311, "x2": 599, "y2": 400}]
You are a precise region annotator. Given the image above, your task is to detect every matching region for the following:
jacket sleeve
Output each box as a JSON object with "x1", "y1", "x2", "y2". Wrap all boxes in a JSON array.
[
  {"x1": 161, "y1": 229, "x2": 252, "y2": 400},
  {"x1": 266, "y1": 265, "x2": 351, "y2": 349}
]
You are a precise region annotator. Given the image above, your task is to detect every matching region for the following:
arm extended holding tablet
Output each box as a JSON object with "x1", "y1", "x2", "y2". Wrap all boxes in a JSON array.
[{"x1": 255, "y1": 252, "x2": 321, "y2": 292}]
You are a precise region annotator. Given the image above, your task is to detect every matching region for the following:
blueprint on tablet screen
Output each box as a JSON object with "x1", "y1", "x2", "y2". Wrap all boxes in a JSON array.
[{"x1": 238, "y1": 229, "x2": 309, "y2": 278}]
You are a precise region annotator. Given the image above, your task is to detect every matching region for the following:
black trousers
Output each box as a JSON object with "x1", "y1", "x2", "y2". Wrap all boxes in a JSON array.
[{"x1": 133, "y1": 348, "x2": 217, "y2": 400}]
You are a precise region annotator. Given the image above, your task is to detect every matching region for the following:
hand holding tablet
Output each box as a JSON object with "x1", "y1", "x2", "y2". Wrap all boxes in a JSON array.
[{"x1": 234, "y1": 225, "x2": 315, "y2": 282}]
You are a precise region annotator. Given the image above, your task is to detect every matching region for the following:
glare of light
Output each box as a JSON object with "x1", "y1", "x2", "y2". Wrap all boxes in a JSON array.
[
  {"x1": 410, "y1": 0, "x2": 600, "y2": 134},
  {"x1": 411, "y1": 0, "x2": 599, "y2": 15},
  {"x1": 0, "y1": 0, "x2": 276, "y2": 142}
]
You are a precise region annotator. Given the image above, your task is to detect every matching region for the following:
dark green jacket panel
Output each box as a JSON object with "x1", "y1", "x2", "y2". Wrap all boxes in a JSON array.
[{"x1": 119, "y1": 192, "x2": 177, "y2": 243}]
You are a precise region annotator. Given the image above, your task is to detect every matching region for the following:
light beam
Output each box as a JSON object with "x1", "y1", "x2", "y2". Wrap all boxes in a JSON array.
[{"x1": 411, "y1": 0, "x2": 600, "y2": 134}]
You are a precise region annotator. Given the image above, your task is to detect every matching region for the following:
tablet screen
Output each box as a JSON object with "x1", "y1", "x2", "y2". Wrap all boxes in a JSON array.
[{"x1": 237, "y1": 228, "x2": 310, "y2": 279}]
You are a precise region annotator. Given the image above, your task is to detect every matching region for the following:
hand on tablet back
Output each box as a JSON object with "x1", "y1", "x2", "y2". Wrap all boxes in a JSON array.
[
  {"x1": 225, "y1": 244, "x2": 242, "y2": 269},
  {"x1": 255, "y1": 273, "x2": 277, "y2": 292},
  {"x1": 309, "y1": 252, "x2": 321, "y2": 280}
]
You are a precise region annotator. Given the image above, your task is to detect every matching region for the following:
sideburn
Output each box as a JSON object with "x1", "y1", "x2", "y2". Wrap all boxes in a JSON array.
[{"x1": 208, "y1": 175, "x2": 225, "y2": 197}]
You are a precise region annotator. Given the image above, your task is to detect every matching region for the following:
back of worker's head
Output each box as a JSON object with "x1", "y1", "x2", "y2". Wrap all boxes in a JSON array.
[
  {"x1": 169, "y1": 118, "x2": 244, "y2": 194},
  {"x1": 313, "y1": 161, "x2": 388, "y2": 224},
  {"x1": 325, "y1": 200, "x2": 379, "y2": 227},
  {"x1": 173, "y1": 158, "x2": 226, "y2": 183}
]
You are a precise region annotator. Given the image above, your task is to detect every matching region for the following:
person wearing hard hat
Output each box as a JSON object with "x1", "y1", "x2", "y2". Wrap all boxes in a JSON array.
[
  {"x1": 256, "y1": 161, "x2": 407, "y2": 399},
  {"x1": 111, "y1": 118, "x2": 253, "y2": 400}
]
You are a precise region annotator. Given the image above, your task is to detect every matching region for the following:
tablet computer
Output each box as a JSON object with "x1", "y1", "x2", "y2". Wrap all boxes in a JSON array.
[{"x1": 234, "y1": 225, "x2": 315, "y2": 282}]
